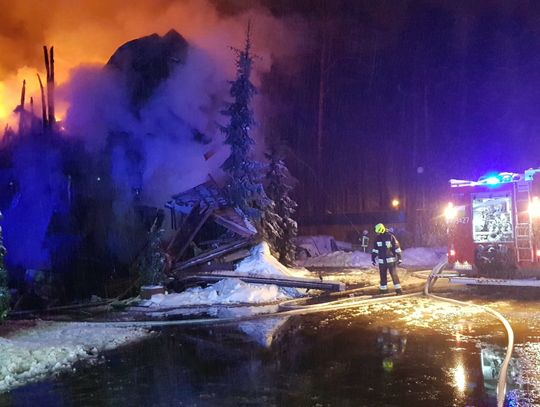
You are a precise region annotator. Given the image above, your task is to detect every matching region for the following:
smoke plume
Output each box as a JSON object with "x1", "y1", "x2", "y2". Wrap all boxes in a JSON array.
[{"x1": 0, "y1": 0, "x2": 305, "y2": 274}]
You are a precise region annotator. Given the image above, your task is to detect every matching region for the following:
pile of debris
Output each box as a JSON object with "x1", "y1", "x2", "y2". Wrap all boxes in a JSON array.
[
  {"x1": 164, "y1": 179, "x2": 258, "y2": 276},
  {"x1": 161, "y1": 180, "x2": 344, "y2": 295}
]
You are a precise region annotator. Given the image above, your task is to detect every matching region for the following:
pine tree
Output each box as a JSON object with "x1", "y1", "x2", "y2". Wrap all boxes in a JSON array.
[
  {"x1": 0, "y1": 211, "x2": 10, "y2": 322},
  {"x1": 265, "y1": 149, "x2": 298, "y2": 265},
  {"x1": 136, "y1": 221, "x2": 166, "y2": 287},
  {"x1": 221, "y1": 23, "x2": 270, "y2": 222},
  {"x1": 261, "y1": 198, "x2": 284, "y2": 257}
]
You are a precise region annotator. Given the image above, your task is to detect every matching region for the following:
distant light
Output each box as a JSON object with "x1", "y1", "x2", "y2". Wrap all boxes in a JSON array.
[
  {"x1": 485, "y1": 176, "x2": 500, "y2": 185},
  {"x1": 97, "y1": 177, "x2": 101, "y2": 182},
  {"x1": 417, "y1": 166, "x2": 424, "y2": 174},
  {"x1": 444, "y1": 203, "x2": 457, "y2": 222},
  {"x1": 391, "y1": 199, "x2": 400, "y2": 208},
  {"x1": 536, "y1": 249, "x2": 540, "y2": 257},
  {"x1": 449, "y1": 249, "x2": 456, "y2": 257},
  {"x1": 529, "y1": 197, "x2": 540, "y2": 218}
]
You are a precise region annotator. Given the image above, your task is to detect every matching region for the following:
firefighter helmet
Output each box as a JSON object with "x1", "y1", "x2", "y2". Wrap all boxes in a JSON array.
[{"x1": 375, "y1": 223, "x2": 386, "y2": 234}]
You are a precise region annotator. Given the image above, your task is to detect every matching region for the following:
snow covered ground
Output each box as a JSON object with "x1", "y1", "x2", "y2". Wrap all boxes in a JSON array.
[
  {"x1": 143, "y1": 243, "x2": 442, "y2": 309},
  {"x1": 296, "y1": 246, "x2": 445, "y2": 269},
  {"x1": 0, "y1": 243, "x2": 443, "y2": 392},
  {"x1": 0, "y1": 321, "x2": 149, "y2": 393}
]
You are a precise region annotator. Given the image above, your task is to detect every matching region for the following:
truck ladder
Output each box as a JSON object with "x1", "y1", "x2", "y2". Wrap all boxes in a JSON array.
[{"x1": 514, "y1": 180, "x2": 534, "y2": 263}]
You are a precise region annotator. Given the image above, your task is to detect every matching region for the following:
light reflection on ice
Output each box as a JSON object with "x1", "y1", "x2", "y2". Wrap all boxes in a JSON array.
[
  {"x1": 326, "y1": 297, "x2": 491, "y2": 338},
  {"x1": 452, "y1": 361, "x2": 466, "y2": 394}
]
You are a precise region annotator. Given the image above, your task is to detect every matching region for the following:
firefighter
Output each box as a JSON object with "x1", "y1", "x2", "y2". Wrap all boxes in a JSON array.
[{"x1": 371, "y1": 223, "x2": 403, "y2": 295}]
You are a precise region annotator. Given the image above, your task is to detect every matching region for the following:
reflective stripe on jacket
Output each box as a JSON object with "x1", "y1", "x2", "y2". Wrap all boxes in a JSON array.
[{"x1": 371, "y1": 231, "x2": 402, "y2": 264}]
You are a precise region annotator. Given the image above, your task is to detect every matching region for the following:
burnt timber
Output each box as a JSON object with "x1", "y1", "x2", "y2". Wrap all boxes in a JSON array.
[
  {"x1": 176, "y1": 273, "x2": 346, "y2": 292},
  {"x1": 165, "y1": 180, "x2": 343, "y2": 293},
  {"x1": 165, "y1": 180, "x2": 258, "y2": 276}
]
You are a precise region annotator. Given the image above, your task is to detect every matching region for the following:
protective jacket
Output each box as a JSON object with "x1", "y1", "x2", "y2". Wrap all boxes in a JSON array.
[{"x1": 371, "y1": 231, "x2": 402, "y2": 264}]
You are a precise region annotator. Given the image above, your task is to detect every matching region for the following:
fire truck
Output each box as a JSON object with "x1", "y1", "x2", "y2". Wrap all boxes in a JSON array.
[{"x1": 444, "y1": 168, "x2": 540, "y2": 286}]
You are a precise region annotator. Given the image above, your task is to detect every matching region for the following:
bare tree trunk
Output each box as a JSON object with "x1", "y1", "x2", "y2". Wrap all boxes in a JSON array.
[
  {"x1": 37, "y1": 73, "x2": 47, "y2": 131},
  {"x1": 20, "y1": 79, "x2": 26, "y2": 110},
  {"x1": 30, "y1": 96, "x2": 35, "y2": 133},
  {"x1": 18, "y1": 80, "x2": 26, "y2": 135},
  {"x1": 44, "y1": 46, "x2": 56, "y2": 129}
]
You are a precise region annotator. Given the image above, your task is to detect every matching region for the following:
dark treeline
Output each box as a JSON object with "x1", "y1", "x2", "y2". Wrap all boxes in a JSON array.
[{"x1": 242, "y1": 0, "x2": 540, "y2": 234}]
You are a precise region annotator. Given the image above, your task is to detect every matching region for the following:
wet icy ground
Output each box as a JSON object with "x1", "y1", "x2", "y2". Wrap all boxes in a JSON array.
[{"x1": 3, "y1": 293, "x2": 540, "y2": 406}]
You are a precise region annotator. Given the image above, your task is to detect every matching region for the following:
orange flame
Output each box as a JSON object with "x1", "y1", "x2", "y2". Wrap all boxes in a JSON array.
[{"x1": 0, "y1": 0, "x2": 296, "y2": 137}]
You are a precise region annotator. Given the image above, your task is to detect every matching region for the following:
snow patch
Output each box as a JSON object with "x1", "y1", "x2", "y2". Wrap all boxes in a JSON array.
[
  {"x1": 297, "y1": 247, "x2": 444, "y2": 269},
  {"x1": 146, "y1": 243, "x2": 304, "y2": 308},
  {"x1": 299, "y1": 250, "x2": 372, "y2": 268},
  {"x1": 148, "y1": 278, "x2": 290, "y2": 307},
  {"x1": 235, "y1": 242, "x2": 295, "y2": 277},
  {"x1": 401, "y1": 247, "x2": 446, "y2": 268},
  {"x1": 0, "y1": 321, "x2": 148, "y2": 393}
]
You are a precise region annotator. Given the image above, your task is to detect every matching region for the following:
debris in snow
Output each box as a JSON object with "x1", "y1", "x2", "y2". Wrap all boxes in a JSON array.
[{"x1": 145, "y1": 242, "x2": 306, "y2": 308}]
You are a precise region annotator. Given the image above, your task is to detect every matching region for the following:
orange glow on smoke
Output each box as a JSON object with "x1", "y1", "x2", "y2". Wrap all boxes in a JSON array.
[{"x1": 0, "y1": 0, "x2": 291, "y2": 135}]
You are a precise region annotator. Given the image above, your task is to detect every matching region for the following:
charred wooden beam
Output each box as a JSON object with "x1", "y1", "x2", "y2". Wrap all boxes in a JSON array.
[
  {"x1": 172, "y1": 238, "x2": 256, "y2": 273},
  {"x1": 47, "y1": 46, "x2": 55, "y2": 128},
  {"x1": 166, "y1": 203, "x2": 212, "y2": 262},
  {"x1": 175, "y1": 273, "x2": 346, "y2": 292},
  {"x1": 43, "y1": 46, "x2": 56, "y2": 129}
]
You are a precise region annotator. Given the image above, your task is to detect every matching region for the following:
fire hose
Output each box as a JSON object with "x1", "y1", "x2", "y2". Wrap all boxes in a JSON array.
[
  {"x1": 424, "y1": 256, "x2": 514, "y2": 407},
  {"x1": 63, "y1": 262, "x2": 513, "y2": 406}
]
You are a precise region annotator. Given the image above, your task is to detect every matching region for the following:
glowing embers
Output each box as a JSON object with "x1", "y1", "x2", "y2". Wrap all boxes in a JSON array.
[
  {"x1": 444, "y1": 202, "x2": 457, "y2": 222},
  {"x1": 529, "y1": 196, "x2": 540, "y2": 218}
]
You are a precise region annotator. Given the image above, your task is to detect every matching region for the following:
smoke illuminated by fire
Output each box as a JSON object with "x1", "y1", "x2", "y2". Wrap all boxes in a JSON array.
[
  {"x1": 0, "y1": 0, "x2": 307, "y2": 271},
  {"x1": 0, "y1": 0, "x2": 303, "y2": 133}
]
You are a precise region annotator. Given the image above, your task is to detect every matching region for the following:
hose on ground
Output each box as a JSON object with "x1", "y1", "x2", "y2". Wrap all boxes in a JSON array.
[
  {"x1": 424, "y1": 256, "x2": 514, "y2": 407},
  {"x1": 98, "y1": 292, "x2": 421, "y2": 328},
  {"x1": 48, "y1": 260, "x2": 514, "y2": 406}
]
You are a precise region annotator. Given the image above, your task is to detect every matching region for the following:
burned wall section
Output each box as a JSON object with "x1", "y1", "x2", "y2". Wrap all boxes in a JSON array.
[{"x1": 0, "y1": 132, "x2": 164, "y2": 303}]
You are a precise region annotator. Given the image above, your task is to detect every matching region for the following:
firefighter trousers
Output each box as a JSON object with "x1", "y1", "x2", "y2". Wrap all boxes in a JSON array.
[{"x1": 379, "y1": 262, "x2": 400, "y2": 290}]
